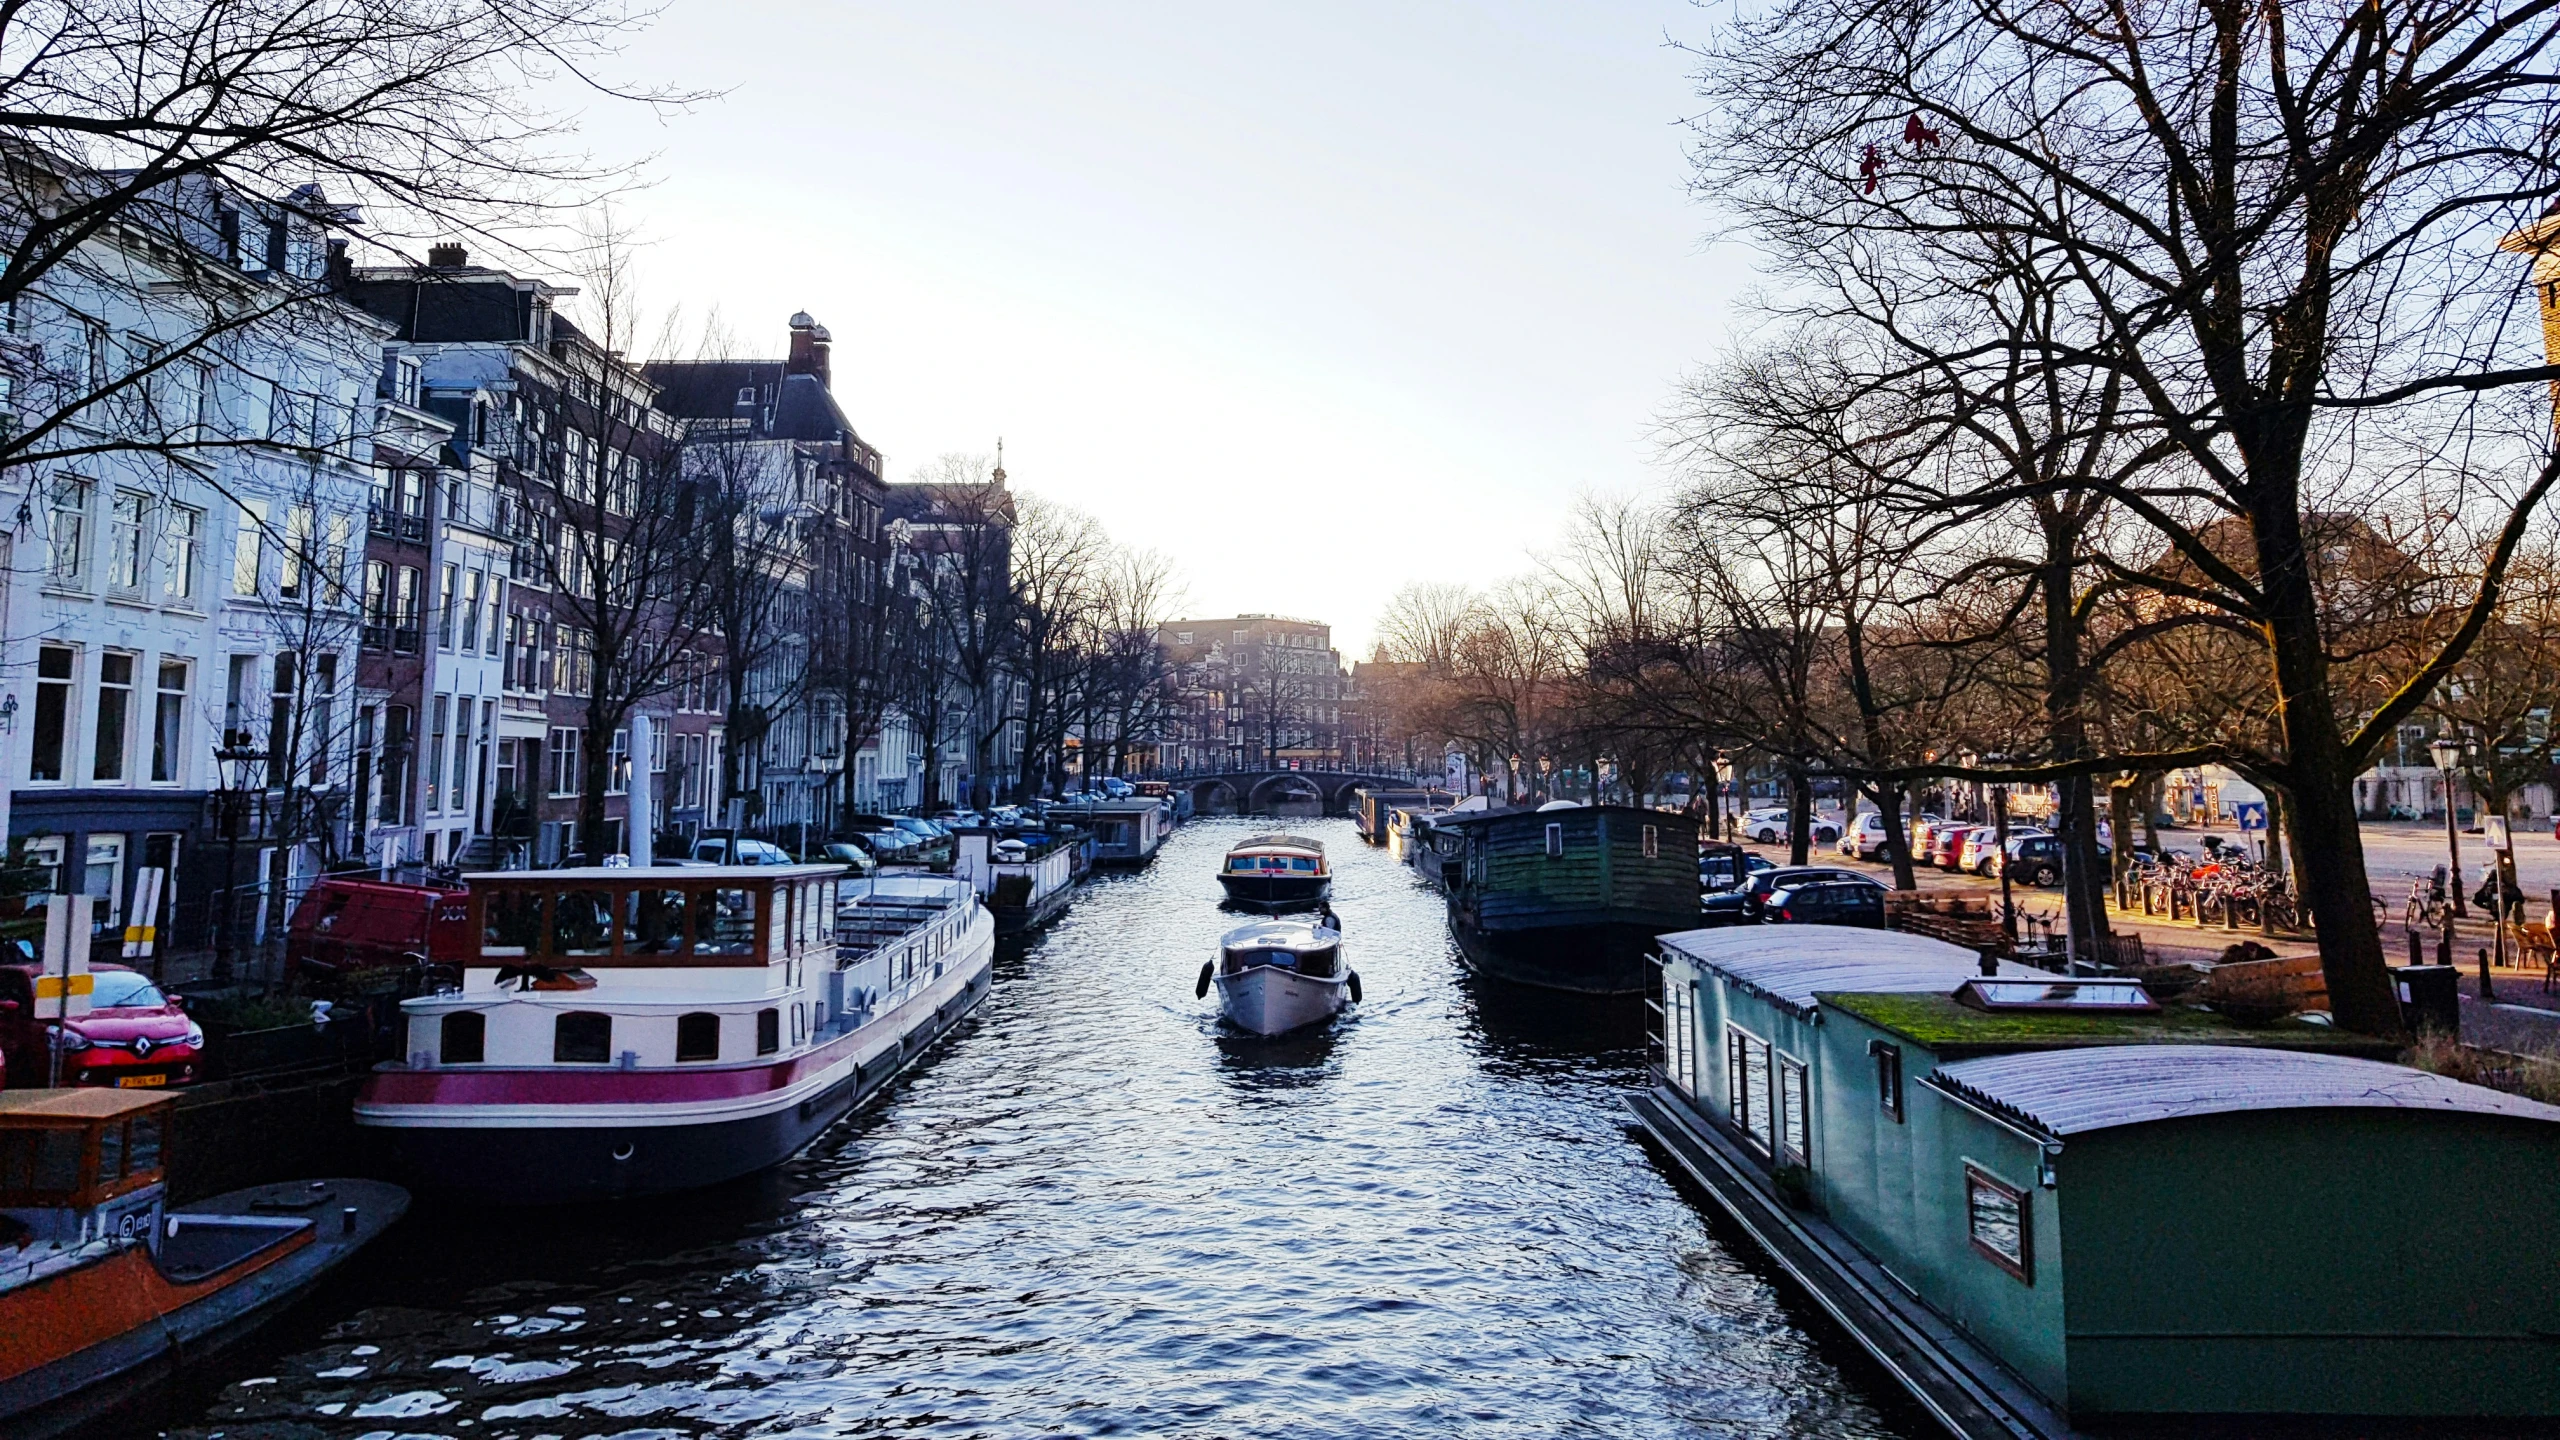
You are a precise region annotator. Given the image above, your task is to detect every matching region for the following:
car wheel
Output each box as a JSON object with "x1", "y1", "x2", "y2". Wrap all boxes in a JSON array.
[
  {"x1": 1755, "y1": 827, "x2": 1776, "y2": 844},
  {"x1": 2033, "y1": 865, "x2": 2057, "y2": 886}
]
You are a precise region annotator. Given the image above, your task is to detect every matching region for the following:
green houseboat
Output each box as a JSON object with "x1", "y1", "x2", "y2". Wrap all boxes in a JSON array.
[
  {"x1": 1630, "y1": 926, "x2": 2560, "y2": 1434},
  {"x1": 1437, "y1": 804, "x2": 1699, "y2": 995}
]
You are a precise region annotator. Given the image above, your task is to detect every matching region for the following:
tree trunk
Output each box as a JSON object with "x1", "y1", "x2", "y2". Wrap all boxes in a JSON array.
[
  {"x1": 1872, "y1": 784, "x2": 1916, "y2": 890},
  {"x1": 578, "y1": 721, "x2": 615, "y2": 864},
  {"x1": 2039, "y1": 542, "x2": 2111, "y2": 954},
  {"x1": 1786, "y1": 768, "x2": 1812, "y2": 865}
]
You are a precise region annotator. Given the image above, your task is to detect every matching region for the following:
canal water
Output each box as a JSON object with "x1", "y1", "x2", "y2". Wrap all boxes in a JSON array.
[{"x1": 102, "y1": 818, "x2": 1927, "y2": 1440}]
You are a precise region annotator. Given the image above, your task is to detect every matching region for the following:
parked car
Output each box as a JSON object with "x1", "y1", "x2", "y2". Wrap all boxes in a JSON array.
[
  {"x1": 1993, "y1": 833, "x2": 2110, "y2": 885},
  {"x1": 1956, "y1": 827, "x2": 2008, "y2": 874},
  {"x1": 1928, "y1": 825, "x2": 1980, "y2": 870},
  {"x1": 691, "y1": 836, "x2": 794, "y2": 866},
  {"x1": 1839, "y1": 811, "x2": 1931, "y2": 861},
  {"x1": 1761, "y1": 880, "x2": 1889, "y2": 928},
  {"x1": 0, "y1": 962, "x2": 204, "y2": 1088},
  {"x1": 809, "y1": 841, "x2": 878, "y2": 876},
  {"x1": 1908, "y1": 814, "x2": 1950, "y2": 859},
  {"x1": 1743, "y1": 807, "x2": 1843, "y2": 847},
  {"x1": 1701, "y1": 865, "x2": 1887, "y2": 924},
  {"x1": 1698, "y1": 843, "x2": 1774, "y2": 893},
  {"x1": 889, "y1": 816, "x2": 956, "y2": 862}
]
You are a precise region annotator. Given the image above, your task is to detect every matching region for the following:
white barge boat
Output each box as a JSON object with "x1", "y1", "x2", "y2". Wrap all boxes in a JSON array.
[
  {"x1": 355, "y1": 865, "x2": 993, "y2": 1204},
  {"x1": 1199, "y1": 916, "x2": 1358, "y2": 1035}
]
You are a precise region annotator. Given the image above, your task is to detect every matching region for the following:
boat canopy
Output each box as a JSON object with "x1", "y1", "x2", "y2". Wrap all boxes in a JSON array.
[
  {"x1": 0, "y1": 1089, "x2": 172, "y2": 1209},
  {"x1": 467, "y1": 865, "x2": 847, "y2": 968}
]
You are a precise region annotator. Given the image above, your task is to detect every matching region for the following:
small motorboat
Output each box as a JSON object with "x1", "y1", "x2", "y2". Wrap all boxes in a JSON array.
[
  {"x1": 0, "y1": 1088, "x2": 408, "y2": 1428},
  {"x1": 1217, "y1": 834, "x2": 1331, "y2": 911},
  {"x1": 1196, "y1": 912, "x2": 1359, "y2": 1035}
]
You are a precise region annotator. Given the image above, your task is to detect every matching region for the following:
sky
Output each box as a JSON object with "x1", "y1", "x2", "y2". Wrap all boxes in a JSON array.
[{"x1": 567, "y1": 1, "x2": 1749, "y2": 656}]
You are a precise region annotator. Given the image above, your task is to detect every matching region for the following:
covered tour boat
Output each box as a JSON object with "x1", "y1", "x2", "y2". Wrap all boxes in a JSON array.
[
  {"x1": 1217, "y1": 834, "x2": 1332, "y2": 911},
  {"x1": 1197, "y1": 915, "x2": 1358, "y2": 1035},
  {"x1": 0, "y1": 1089, "x2": 407, "y2": 1427},
  {"x1": 355, "y1": 865, "x2": 994, "y2": 1204}
]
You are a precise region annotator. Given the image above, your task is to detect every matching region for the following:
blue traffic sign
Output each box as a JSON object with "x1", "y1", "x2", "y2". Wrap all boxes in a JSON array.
[{"x1": 2234, "y1": 801, "x2": 2267, "y2": 832}]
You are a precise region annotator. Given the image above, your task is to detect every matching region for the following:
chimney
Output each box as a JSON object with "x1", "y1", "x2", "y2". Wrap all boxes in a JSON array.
[
  {"x1": 426, "y1": 242, "x2": 467, "y2": 270},
  {"x1": 786, "y1": 311, "x2": 832, "y2": 390}
]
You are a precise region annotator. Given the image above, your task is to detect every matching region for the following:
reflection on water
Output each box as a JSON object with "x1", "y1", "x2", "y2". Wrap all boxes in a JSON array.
[{"x1": 90, "y1": 817, "x2": 1927, "y2": 1440}]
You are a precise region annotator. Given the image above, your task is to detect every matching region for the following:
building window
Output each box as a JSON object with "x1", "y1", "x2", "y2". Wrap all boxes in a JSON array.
[
  {"x1": 267, "y1": 653, "x2": 296, "y2": 787},
  {"x1": 606, "y1": 727, "x2": 630, "y2": 797},
  {"x1": 426, "y1": 695, "x2": 448, "y2": 811},
  {"x1": 161, "y1": 505, "x2": 200, "y2": 604},
  {"x1": 29, "y1": 645, "x2": 74, "y2": 781},
  {"x1": 1870, "y1": 1041, "x2": 1903, "y2": 1122},
  {"x1": 395, "y1": 566, "x2": 421, "y2": 651},
  {"x1": 1965, "y1": 1164, "x2": 2032, "y2": 1284},
  {"x1": 451, "y1": 702, "x2": 474, "y2": 813},
  {"x1": 547, "y1": 726, "x2": 581, "y2": 798},
  {"x1": 460, "y1": 569, "x2": 483, "y2": 651},
  {"x1": 363, "y1": 560, "x2": 390, "y2": 646},
  {"x1": 675, "y1": 1012, "x2": 720, "y2": 1062},
  {"x1": 380, "y1": 704, "x2": 411, "y2": 825},
  {"x1": 151, "y1": 661, "x2": 187, "y2": 783},
  {"x1": 440, "y1": 1011, "x2": 485, "y2": 1065},
  {"x1": 553, "y1": 1011, "x2": 611, "y2": 1064},
  {"x1": 106, "y1": 491, "x2": 147, "y2": 593},
  {"x1": 92, "y1": 652, "x2": 134, "y2": 781},
  {"x1": 231, "y1": 498, "x2": 265, "y2": 595},
  {"x1": 437, "y1": 563, "x2": 457, "y2": 648},
  {"x1": 278, "y1": 504, "x2": 312, "y2": 597},
  {"x1": 49, "y1": 478, "x2": 90, "y2": 584}
]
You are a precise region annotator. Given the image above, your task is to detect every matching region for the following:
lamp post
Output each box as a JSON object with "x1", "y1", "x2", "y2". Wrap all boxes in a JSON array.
[
  {"x1": 2431, "y1": 728, "x2": 2466, "y2": 919},
  {"x1": 210, "y1": 740, "x2": 266, "y2": 987}
]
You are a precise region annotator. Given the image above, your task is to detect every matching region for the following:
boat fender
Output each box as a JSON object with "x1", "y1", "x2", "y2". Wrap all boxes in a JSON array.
[
  {"x1": 1195, "y1": 961, "x2": 1214, "y2": 998},
  {"x1": 1347, "y1": 970, "x2": 1362, "y2": 1004}
]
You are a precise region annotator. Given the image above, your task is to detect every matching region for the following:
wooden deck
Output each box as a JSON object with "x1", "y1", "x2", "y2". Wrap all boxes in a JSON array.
[{"x1": 1624, "y1": 1084, "x2": 2088, "y2": 1440}]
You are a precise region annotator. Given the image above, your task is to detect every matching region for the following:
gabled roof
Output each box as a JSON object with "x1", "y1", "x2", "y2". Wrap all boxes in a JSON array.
[
  {"x1": 1660, "y1": 926, "x2": 2043, "y2": 1015},
  {"x1": 1930, "y1": 1045, "x2": 2560, "y2": 1138}
]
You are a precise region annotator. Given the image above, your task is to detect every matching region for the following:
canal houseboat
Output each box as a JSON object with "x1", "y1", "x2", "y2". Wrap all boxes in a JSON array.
[
  {"x1": 1438, "y1": 804, "x2": 1700, "y2": 995},
  {"x1": 1352, "y1": 786, "x2": 1457, "y2": 845},
  {"x1": 1199, "y1": 916, "x2": 1357, "y2": 1035},
  {"x1": 1050, "y1": 797, "x2": 1169, "y2": 868},
  {"x1": 354, "y1": 865, "x2": 995, "y2": 1204},
  {"x1": 1629, "y1": 926, "x2": 2560, "y2": 1433},
  {"x1": 1217, "y1": 834, "x2": 1332, "y2": 911},
  {"x1": 954, "y1": 829, "x2": 1080, "y2": 935},
  {"x1": 0, "y1": 1089, "x2": 407, "y2": 1427}
]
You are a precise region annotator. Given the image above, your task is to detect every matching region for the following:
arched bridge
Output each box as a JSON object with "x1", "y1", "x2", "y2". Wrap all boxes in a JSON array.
[{"x1": 1172, "y1": 771, "x2": 1440, "y2": 817}]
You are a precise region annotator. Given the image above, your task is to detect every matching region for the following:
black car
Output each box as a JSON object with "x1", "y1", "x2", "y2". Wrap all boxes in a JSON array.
[
  {"x1": 1761, "y1": 880, "x2": 1888, "y2": 928},
  {"x1": 2000, "y1": 834, "x2": 2114, "y2": 886},
  {"x1": 1700, "y1": 865, "x2": 1885, "y2": 925},
  {"x1": 1698, "y1": 843, "x2": 1775, "y2": 893}
]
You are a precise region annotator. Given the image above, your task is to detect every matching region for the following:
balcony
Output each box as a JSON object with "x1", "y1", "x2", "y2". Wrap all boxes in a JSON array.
[{"x1": 368, "y1": 504, "x2": 428, "y2": 545}]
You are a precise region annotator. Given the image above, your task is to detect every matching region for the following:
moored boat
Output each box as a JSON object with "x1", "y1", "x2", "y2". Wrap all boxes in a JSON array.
[
  {"x1": 1196, "y1": 915, "x2": 1358, "y2": 1035},
  {"x1": 355, "y1": 865, "x2": 994, "y2": 1204},
  {"x1": 1439, "y1": 804, "x2": 1700, "y2": 995},
  {"x1": 1217, "y1": 834, "x2": 1332, "y2": 910},
  {"x1": 954, "y1": 829, "x2": 1080, "y2": 934},
  {"x1": 0, "y1": 1089, "x2": 407, "y2": 1429}
]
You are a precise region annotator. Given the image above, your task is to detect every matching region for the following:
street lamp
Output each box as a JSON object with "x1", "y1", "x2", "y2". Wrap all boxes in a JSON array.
[
  {"x1": 210, "y1": 740, "x2": 267, "y2": 987},
  {"x1": 2430, "y1": 727, "x2": 2467, "y2": 919}
]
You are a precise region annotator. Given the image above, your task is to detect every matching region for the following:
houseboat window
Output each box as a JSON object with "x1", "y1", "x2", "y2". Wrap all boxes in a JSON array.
[
  {"x1": 27, "y1": 1128, "x2": 81, "y2": 1193},
  {"x1": 1869, "y1": 1040, "x2": 1903, "y2": 1121},
  {"x1": 1642, "y1": 824, "x2": 1659, "y2": 859},
  {"x1": 699, "y1": 890, "x2": 756, "y2": 956},
  {"x1": 768, "y1": 890, "x2": 791, "y2": 958},
  {"x1": 675, "y1": 1011, "x2": 720, "y2": 1062},
  {"x1": 98, "y1": 1121, "x2": 125, "y2": 1180},
  {"x1": 441, "y1": 1011, "x2": 486, "y2": 1064},
  {"x1": 756, "y1": 1007, "x2": 780, "y2": 1055},
  {"x1": 1965, "y1": 1164, "x2": 2032, "y2": 1283},
  {"x1": 1545, "y1": 823, "x2": 1563, "y2": 858},
  {"x1": 632, "y1": 890, "x2": 689, "y2": 954},
  {"x1": 554, "y1": 1011, "x2": 612, "y2": 1063},
  {"x1": 483, "y1": 889, "x2": 543, "y2": 956},
  {"x1": 1725, "y1": 1026, "x2": 1773, "y2": 1153},
  {"x1": 1777, "y1": 1055, "x2": 1810, "y2": 1167},
  {"x1": 554, "y1": 890, "x2": 616, "y2": 956}
]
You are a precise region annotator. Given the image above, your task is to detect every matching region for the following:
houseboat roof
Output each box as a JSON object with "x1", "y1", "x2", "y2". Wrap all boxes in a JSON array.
[
  {"x1": 0, "y1": 1088, "x2": 174, "y2": 1125},
  {"x1": 1930, "y1": 1045, "x2": 2560, "y2": 1138},
  {"x1": 463, "y1": 864, "x2": 848, "y2": 884},
  {"x1": 1660, "y1": 926, "x2": 2044, "y2": 1014}
]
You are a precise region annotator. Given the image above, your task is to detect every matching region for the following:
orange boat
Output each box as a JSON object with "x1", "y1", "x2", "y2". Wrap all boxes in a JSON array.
[{"x1": 0, "y1": 1089, "x2": 407, "y2": 1430}]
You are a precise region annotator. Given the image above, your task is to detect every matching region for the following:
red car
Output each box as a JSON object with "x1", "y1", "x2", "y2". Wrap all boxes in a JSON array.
[{"x1": 0, "y1": 961, "x2": 204, "y2": 1088}]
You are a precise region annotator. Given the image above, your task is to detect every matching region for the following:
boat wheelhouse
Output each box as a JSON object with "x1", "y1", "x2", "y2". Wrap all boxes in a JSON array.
[
  {"x1": 355, "y1": 865, "x2": 994, "y2": 1204},
  {"x1": 1352, "y1": 786, "x2": 1458, "y2": 845},
  {"x1": 1216, "y1": 834, "x2": 1332, "y2": 911},
  {"x1": 954, "y1": 829, "x2": 1080, "y2": 934},
  {"x1": 0, "y1": 1089, "x2": 405, "y2": 1425},
  {"x1": 1049, "y1": 797, "x2": 1168, "y2": 867}
]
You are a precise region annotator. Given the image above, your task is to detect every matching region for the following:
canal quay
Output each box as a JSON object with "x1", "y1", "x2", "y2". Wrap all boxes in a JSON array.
[{"x1": 82, "y1": 820, "x2": 1926, "y2": 1440}]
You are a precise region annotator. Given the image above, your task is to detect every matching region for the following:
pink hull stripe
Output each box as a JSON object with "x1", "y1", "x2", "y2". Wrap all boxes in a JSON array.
[{"x1": 360, "y1": 1024, "x2": 868, "y2": 1107}]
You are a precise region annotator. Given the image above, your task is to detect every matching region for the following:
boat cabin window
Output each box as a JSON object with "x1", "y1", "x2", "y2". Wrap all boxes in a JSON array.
[
  {"x1": 1777, "y1": 1055, "x2": 1810, "y2": 1167},
  {"x1": 442, "y1": 1011, "x2": 486, "y2": 1064},
  {"x1": 699, "y1": 889, "x2": 757, "y2": 957},
  {"x1": 484, "y1": 888, "x2": 543, "y2": 955},
  {"x1": 554, "y1": 890, "x2": 616, "y2": 956},
  {"x1": 1954, "y1": 978, "x2": 2157, "y2": 1013},
  {"x1": 1642, "y1": 824, "x2": 1659, "y2": 859},
  {"x1": 633, "y1": 890, "x2": 689, "y2": 954},
  {"x1": 1965, "y1": 1164, "x2": 2033, "y2": 1283},
  {"x1": 555, "y1": 1011, "x2": 612, "y2": 1063},
  {"x1": 676, "y1": 1011, "x2": 721, "y2": 1062},
  {"x1": 756, "y1": 1007, "x2": 780, "y2": 1055},
  {"x1": 1545, "y1": 823, "x2": 1563, "y2": 858},
  {"x1": 1869, "y1": 1040, "x2": 1903, "y2": 1122},
  {"x1": 1725, "y1": 1026, "x2": 1773, "y2": 1154}
]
